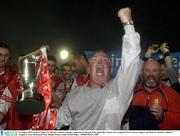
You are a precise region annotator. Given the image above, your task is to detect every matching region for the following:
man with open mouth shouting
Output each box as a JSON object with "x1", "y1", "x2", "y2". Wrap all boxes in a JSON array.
[{"x1": 55, "y1": 7, "x2": 141, "y2": 130}]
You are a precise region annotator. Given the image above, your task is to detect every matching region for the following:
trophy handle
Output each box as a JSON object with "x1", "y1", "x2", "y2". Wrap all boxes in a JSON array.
[{"x1": 18, "y1": 46, "x2": 48, "y2": 62}]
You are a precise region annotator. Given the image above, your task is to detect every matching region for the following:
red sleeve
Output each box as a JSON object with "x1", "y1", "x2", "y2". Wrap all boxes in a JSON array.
[
  {"x1": 4, "y1": 67, "x2": 17, "y2": 88},
  {"x1": 52, "y1": 75, "x2": 62, "y2": 90},
  {"x1": 159, "y1": 90, "x2": 180, "y2": 129}
]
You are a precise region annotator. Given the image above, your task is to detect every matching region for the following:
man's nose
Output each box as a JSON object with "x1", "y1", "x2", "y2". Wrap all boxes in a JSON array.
[
  {"x1": 97, "y1": 59, "x2": 103, "y2": 64},
  {"x1": 0, "y1": 55, "x2": 6, "y2": 60},
  {"x1": 149, "y1": 71, "x2": 155, "y2": 76}
]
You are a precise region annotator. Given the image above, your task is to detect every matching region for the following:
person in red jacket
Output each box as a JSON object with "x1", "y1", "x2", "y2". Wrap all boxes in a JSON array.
[
  {"x1": 128, "y1": 59, "x2": 180, "y2": 130},
  {"x1": 0, "y1": 75, "x2": 32, "y2": 130}
]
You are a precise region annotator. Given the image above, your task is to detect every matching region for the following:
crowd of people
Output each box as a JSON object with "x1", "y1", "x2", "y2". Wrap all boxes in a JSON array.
[{"x1": 0, "y1": 7, "x2": 180, "y2": 130}]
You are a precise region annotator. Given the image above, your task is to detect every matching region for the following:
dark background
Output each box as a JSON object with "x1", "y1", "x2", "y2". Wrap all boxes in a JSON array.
[{"x1": 0, "y1": 0, "x2": 180, "y2": 64}]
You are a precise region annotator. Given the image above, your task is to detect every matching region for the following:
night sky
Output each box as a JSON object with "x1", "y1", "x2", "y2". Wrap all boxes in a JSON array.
[{"x1": 0, "y1": 0, "x2": 180, "y2": 64}]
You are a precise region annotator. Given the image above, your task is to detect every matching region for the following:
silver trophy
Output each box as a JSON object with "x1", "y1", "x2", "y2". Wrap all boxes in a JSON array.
[{"x1": 15, "y1": 49, "x2": 45, "y2": 115}]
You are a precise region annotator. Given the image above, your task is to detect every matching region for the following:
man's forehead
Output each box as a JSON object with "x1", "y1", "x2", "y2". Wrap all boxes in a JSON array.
[
  {"x1": 0, "y1": 48, "x2": 9, "y2": 53},
  {"x1": 144, "y1": 60, "x2": 160, "y2": 68},
  {"x1": 62, "y1": 66, "x2": 72, "y2": 70},
  {"x1": 92, "y1": 52, "x2": 109, "y2": 58},
  {"x1": 48, "y1": 60, "x2": 56, "y2": 65}
]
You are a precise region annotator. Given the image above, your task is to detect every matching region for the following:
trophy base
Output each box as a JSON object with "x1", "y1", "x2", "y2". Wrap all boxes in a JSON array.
[{"x1": 15, "y1": 91, "x2": 45, "y2": 115}]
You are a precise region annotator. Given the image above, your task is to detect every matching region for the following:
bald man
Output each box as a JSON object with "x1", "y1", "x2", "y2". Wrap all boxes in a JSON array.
[{"x1": 128, "y1": 59, "x2": 180, "y2": 130}]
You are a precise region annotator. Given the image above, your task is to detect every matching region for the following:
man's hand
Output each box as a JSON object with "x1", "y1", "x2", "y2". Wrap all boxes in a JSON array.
[
  {"x1": 150, "y1": 104, "x2": 164, "y2": 122},
  {"x1": 64, "y1": 80, "x2": 73, "y2": 92},
  {"x1": 16, "y1": 74, "x2": 25, "y2": 92},
  {"x1": 40, "y1": 45, "x2": 50, "y2": 53},
  {"x1": 0, "y1": 113, "x2": 4, "y2": 125},
  {"x1": 160, "y1": 42, "x2": 169, "y2": 54},
  {"x1": 145, "y1": 44, "x2": 159, "y2": 59},
  {"x1": 51, "y1": 92, "x2": 62, "y2": 109},
  {"x1": 118, "y1": 7, "x2": 132, "y2": 24}
]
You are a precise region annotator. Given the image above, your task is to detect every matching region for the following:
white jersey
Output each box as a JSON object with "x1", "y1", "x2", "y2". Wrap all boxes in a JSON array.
[{"x1": 0, "y1": 87, "x2": 12, "y2": 129}]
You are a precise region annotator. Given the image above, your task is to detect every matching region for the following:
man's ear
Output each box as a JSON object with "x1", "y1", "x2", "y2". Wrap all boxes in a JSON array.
[
  {"x1": 80, "y1": 55, "x2": 88, "y2": 64},
  {"x1": 108, "y1": 57, "x2": 113, "y2": 74},
  {"x1": 80, "y1": 55, "x2": 84, "y2": 61}
]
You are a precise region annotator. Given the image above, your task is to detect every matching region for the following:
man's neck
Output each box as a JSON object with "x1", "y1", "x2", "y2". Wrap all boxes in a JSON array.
[
  {"x1": 144, "y1": 85, "x2": 159, "y2": 93},
  {"x1": 89, "y1": 81, "x2": 108, "y2": 88},
  {"x1": 63, "y1": 79, "x2": 72, "y2": 83}
]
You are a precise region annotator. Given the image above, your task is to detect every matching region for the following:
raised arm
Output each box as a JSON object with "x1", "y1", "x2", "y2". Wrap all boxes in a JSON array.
[
  {"x1": 160, "y1": 43, "x2": 180, "y2": 93},
  {"x1": 114, "y1": 7, "x2": 141, "y2": 109}
]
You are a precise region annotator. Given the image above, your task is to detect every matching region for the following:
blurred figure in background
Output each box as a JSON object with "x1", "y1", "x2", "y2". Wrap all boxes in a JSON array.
[
  {"x1": 56, "y1": 63, "x2": 73, "y2": 102},
  {"x1": 54, "y1": 63, "x2": 73, "y2": 130},
  {"x1": 46, "y1": 55, "x2": 62, "y2": 129},
  {"x1": 68, "y1": 50, "x2": 90, "y2": 89},
  {"x1": 47, "y1": 55, "x2": 62, "y2": 90},
  {"x1": 159, "y1": 43, "x2": 180, "y2": 93},
  {"x1": 0, "y1": 41, "x2": 16, "y2": 129}
]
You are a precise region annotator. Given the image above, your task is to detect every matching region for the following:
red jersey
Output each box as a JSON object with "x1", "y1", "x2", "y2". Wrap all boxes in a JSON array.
[
  {"x1": 132, "y1": 87, "x2": 168, "y2": 110},
  {"x1": 0, "y1": 78, "x2": 32, "y2": 130},
  {"x1": 51, "y1": 75, "x2": 62, "y2": 90},
  {"x1": 131, "y1": 82, "x2": 180, "y2": 129},
  {"x1": 71, "y1": 74, "x2": 90, "y2": 89},
  {"x1": 0, "y1": 66, "x2": 16, "y2": 96}
]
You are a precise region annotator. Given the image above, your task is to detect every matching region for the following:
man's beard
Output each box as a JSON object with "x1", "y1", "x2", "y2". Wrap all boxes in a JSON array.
[
  {"x1": 143, "y1": 76, "x2": 159, "y2": 89},
  {"x1": 79, "y1": 68, "x2": 87, "y2": 74}
]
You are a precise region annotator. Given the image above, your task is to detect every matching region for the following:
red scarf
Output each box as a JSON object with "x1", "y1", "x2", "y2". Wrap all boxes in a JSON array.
[{"x1": 32, "y1": 48, "x2": 56, "y2": 130}]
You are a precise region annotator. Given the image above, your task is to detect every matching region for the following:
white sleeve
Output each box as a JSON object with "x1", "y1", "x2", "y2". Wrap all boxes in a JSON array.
[
  {"x1": 0, "y1": 87, "x2": 12, "y2": 115},
  {"x1": 55, "y1": 97, "x2": 72, "y2": 129},
  {"x1": 164, "y1": 56, "x2": 179, "y2": 84},
  {"x1": 113, "y1": 25, "x2": 141, "y2": 110}
]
